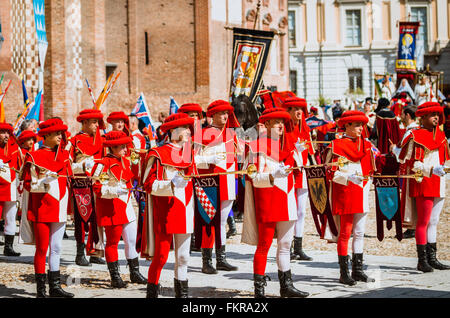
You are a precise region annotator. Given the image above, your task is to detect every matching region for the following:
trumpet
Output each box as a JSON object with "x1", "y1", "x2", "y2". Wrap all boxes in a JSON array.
[
  {"x1": 181, "y1": 163, "x2": 258, "y2": 180},
  {"x1": 286, "y1": 156, "x2": 349, "y2": 172},
  {"x1": 128, "y1": 150, "x2": 141, "y2": 165},
  {"x1": 356, "y1": 170, "x2": 424, "y2": 182}
]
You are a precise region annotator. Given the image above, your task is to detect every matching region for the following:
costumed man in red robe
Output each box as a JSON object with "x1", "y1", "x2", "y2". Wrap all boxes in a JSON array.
[
  {"x1": 324, "y1": 110, "x2": 376, "y2": 285},
  {"x1": 20, "y1": 118, "x2": 74, "y2": 298},
  {"x1": 395, "y1": 102, "x2": 450, "y2": 272},
  {"x1": 0, "y1": 121, "x2": 22, "y2": 257},
  {"x1": 92, "y1": 131, "x2": 146, "y2": 288},
  {"x1": 282, "y1": 97, "x2": 314, "y2": 261},
  {"x1": 178, "y1": 103, "x2": 204, "y2": 253},
  {"x1": 194, "y1": 100, "x2": 240, "y2": 274},
  {"x1": 242, "y1": 107, "x2": 309, "y2": 298},
  {"x1": 67, "y1": 109, "x2": 106, "y2": 266},
  {"x1": 141, "y1": 113, "x2": 196, "y2": 298}
]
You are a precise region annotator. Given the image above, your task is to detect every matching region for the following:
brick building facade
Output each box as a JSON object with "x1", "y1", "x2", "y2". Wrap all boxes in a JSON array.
[{"x1": 0, "y1": 0, "x2": 288, "y2": 131}]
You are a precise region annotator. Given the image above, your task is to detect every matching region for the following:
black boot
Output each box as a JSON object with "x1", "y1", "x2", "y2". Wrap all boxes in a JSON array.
[
  {"x1": 226, "y1": 215, "x2": 237, "y2": 238},
  {"x1": 3, "y1": 235, "x2": 21, "y2": 256},
  {"x1": 292, "y1": 237, "x2": 312, "y2": 261},
  {"x1": 426, "y1": 243, "x2": 450, "y2": 270},
  {"x1": 278, "y1": 270, "x2": 309, "y2": 298},
  {"x1": 201, "y1": 248, "x2": 218, "y2": 274},
  {"x1": 146, "y1": 283, "x2": 160, "y2": 298},
  {"x1": 254, "y1": 274, "x2": 270, "y2": 298},
  {"x1": 75, "y1": 243, "x2": 91, "y2": 266},
  {"x1": 190, "y1": 234, "x2": 200, "y2": 253},
  {"x1": 35, "y1": 273, "x2": 47, "y2": 298},
  {"x1": 47, "y1": 271, "x2": 75, "y2": 298},
  {"x1": 338, "y1": 255, "x2": 356, "y2": 285},
  {"x1": 90, "y1": 256, "x2": 106, "y2": 265},
  {"x1": 216, "y1": 245, "x2": 238, "y2": 271},
  {"x1": 174, "y1": 278, "x2": 188, "y2": 298},
  {"x1": 351, "y1": 253, "x2": 375, "y2": 282},
  {"x1": 127, "y1": 257, "x2": 147, "y2": 284},
  {"x1": 416, "y1": 245, "x2": 434, "y2": 273},
  {"x1": 403, "y1": 229, "x2": 415, "y2": 239},
  {"x1": 107, "y1": 261, "x2": 128, "y2": 288}
]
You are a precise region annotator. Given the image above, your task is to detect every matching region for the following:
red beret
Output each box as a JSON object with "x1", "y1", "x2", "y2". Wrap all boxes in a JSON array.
[
  {"x1": 107, "y1": 111, "x2": 129, "y2": 127},
  {"x1": 206, "y1": 100, "x2": 240, "y2": 128},
  {"x1": 159, "y1": 113, "x2": 195, "y2": 134},
  {"x1": 416, "y1": 102, "x2": 444, "y2": 124},
  {"x1": 337, "y1": 110, "x2": 369, "y2": 128},
  {"x1": 103, "y1": 131, "x2": 132, "y2": 147},
  {"x1": 0, "y1": 123, "x2": 14, "y2": 134},
  {"x1": 259, "y1": 107, "x2": 293, "y2": 132},
  {"x1": 178, "y1": 103, "x2": 203, "y2": 118},
  {"x1": 18, "y1": 130, "x2": 37, "y2": 144},
  {"x1": 282, "y1": 97, "x2": 309, "y2": 116},
  {"x1": 77, "y1": 109, "x2": 105, "y2": 129},
  {"x1": 38, "y1": 118, "x2": 68, "y2": 137}
]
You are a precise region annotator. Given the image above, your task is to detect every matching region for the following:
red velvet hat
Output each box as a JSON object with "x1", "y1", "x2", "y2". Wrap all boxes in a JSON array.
[
  {"x1": 415, "y1": 102, "x2": 444, "y2": 124},
  {"x1": 107, "y1": 111, "x2": 129, "y2": 127},
  {"x1": 337, "y1": 110, "x2": 369, "y2": 128},
  {"x1": 103, "y1": 131, "x2": 132, "y2": 147},
  {"x1": 38, "y1": 118, "x2": 68, "y2": 137},
  {"x1": 18, "y1": 130, "x2": 37, "y2": 144},
  {"x1": 282, "y1": 97, "x2": 309, "y2": 116},
  {"x1": 0, "y1": 123, "x2": 14, "y2": 134},
  {"x1": 178, "y1": 103, "x2": 203, "y2": 119},
  {"x1": 77, "y1": 109, "x2": 105, "y2": 129},
  {"x1": 206, "y1": 100, "x2": 240, "y2": 128},
  {"x1": 259, "y1": 107, "x2": 294, "y2": 132},
  {"x1": 159, "y1": 113, "x2": 195, "y2": 134}
]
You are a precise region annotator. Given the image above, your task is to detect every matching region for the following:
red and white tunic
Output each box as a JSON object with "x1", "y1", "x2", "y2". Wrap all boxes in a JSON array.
[
  {"x1": 285, "y1": 122, "x2": 315, "y2": 189},
  {"x1": 398, "y1": 128, "x2": 449, "y2": 198},
  {"x1": 142, "y1": 143, "x2": 195, "y2": 234},
  {"x1": 21, "y1": 147, "x2": 72, "y2": 223},
  {"x1": 0, "y1": 140, "x2": 22, "y2": 202},
  {"x1": 246, "y1": 137, "x2": 297, "y2": 223},
  {"x1": 195, "y1": 126, "x2": 240, "y2": 201},
  {"x1": 326, "y1": 136, "x2": 375, "y2": 215},
  {"x1": 67, "y1": 131, "x2": 104, "y2": 175},
  {"x1": 92, "y1": 155, "x2": 137, "y2": 226}
]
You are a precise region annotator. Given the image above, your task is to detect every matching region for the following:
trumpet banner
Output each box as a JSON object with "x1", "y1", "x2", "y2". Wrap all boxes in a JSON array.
[
  {"x1": 229, "y1": 28, "x2": 274, "y2": 103},
  {"x1": 374, "y1": 176, "x2": 403, "y2": 242},
  {"x1": 304, "y1": 166, "x2": 338, "y2": 238}
]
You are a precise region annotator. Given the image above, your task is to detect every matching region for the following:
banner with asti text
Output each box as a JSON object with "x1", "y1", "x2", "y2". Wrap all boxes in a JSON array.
[
  {"x1": 395, "y1": 22, "x2": 420, "y2": 72},
  {"x1": 229, "y1": 28, "x2": 274, "y2": 104}
]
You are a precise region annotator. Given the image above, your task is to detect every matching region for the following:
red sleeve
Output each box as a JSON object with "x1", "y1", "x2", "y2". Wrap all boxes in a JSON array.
[{"x1": 142, "y1": 156, "x2": 159, "y2": 193}]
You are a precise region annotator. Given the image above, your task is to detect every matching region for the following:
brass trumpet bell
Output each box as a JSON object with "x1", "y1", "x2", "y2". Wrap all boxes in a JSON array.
[{"x1": 129, "y1": 151, "x2": 140, "y2": 165}]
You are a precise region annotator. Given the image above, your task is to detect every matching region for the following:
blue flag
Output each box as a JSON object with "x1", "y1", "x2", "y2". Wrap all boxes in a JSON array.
[
  {"x1": 131, "y1": 93, "x2": 156, "y2": 139},
  {"x1": 169, "y1": 96, "x2": 179, "y2": 115},
  {"x1": 26, "y1": 90, "x2": 42, "y2": 122}
]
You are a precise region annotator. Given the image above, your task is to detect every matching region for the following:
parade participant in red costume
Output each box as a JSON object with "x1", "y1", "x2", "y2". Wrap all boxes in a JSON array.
[
  {"x1": 242, "y1": 107, "x2": 309, "y2": 298},
  {"x1": 66, "y1": 109, "x2": 107, "y2": 266},
  {"x1": 178, "y1": 103, "x2": 204, "y2": 252},
  {"x1": 194, "y1": 100, "x2": 240, "y2": 274},
  {"x1": 91, "y1": 131, "x2": 146, "y2": 288},
  {"x1": 20, "y1": 118, "x2": 74, "y2": 298},
  {"x1": 282, "y1": 97, "x2": 314, "y2": 261},
  {"x1": 141, "y1": 113, "x2": 196, "y2": 298},
  {"x1": 17, "y1": 130, "x2": 37, "y2": 154},
  {"x1": 0, "y1": 121, "x2": 22, "y2": 257},
  {"x1": 324, "y1": 110, "x2": 376, "y2": 285},
  {"x1": 396, "y1": 102, "x2": 450, "y2": 272}
]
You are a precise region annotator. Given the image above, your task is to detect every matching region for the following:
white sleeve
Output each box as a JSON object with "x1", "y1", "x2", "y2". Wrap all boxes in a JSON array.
[
  {"x1": 71, "y1": 161, "x2": 85, "y2": 174},
  {"x1": 101, "y1": 185, "x2": 119, "y2": 199},
  {"x1": 252, "y1": 172, "x2": 273, "y2": 188},
  {"x1": 151, "y1": 180, "x2": 174, "y2": 197},
  {"x1": 332, "y1": 170, "x2": 350, "y2": 186}
]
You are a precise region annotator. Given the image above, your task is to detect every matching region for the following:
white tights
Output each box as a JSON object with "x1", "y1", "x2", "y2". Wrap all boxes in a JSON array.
[
  {"x1": 351, "y1": 213, "x2": 368, "y2": 254},
  {"x1": 173, "y1": 233, "x2": 191, "y2": 281},
  {"x1": 220, "y1": 200, "x2": 234, "y2": 244},
  {"x1": 427, "y1": 198, "x2": 444, "y2": 244},
  {"x1": 2, "y1": 201, "x2": 18, "y2": 236},
  {"x1": 276, "y1": 221, "x2": 295, "y2": 272},
  {"x1": 48, "y1": 222, "x2": 66, "y2": 272},
  {"x1": 294, "y1": 189, "x2": 308, "y2": 238},
  {"x1": 122, "y1": 220, "x2": 139, "y2": 260}
]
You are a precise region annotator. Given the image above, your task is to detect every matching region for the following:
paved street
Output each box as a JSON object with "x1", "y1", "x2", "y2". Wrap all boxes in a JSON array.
[{"x1": 0, "y1": 227, "x2": 449, "y2": 299}]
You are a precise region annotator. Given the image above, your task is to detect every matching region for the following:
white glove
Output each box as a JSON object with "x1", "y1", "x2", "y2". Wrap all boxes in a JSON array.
[
  {"x1": 116, "y1": 186, "x2": 129, "y2": 196},
  {"x1": 295, "y1": 141, "x2": 306, "y2": 153},
  {"x1": 171, "y1": 174, "x2": 189, "y2": 188},
  {"x1": 206, "y1": 154, "x2": 222, "y2": 165},
  {"x1": 271, "y1": 164, "x2": 290, "y2": 179},
  {"x1": 348, "y1": 173, "x2": 364, "y2": 185},
  {"x1": 432, "y1": 165, "x2": 446, "y2": 177},
  {"x1": 413, "y1": 161, "x2": 425, "y2": 173},
  {"x1": 84, "y1": 158, "x2": 95, "y2": 171},
  {"x1": 41, "y1": 174, "x2": 57, "y2": 185}
]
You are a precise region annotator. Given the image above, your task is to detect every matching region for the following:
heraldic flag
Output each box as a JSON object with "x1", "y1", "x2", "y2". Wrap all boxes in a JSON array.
[{"x1": 229, "y1": 28, "x2": 274, "y2": 104}]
